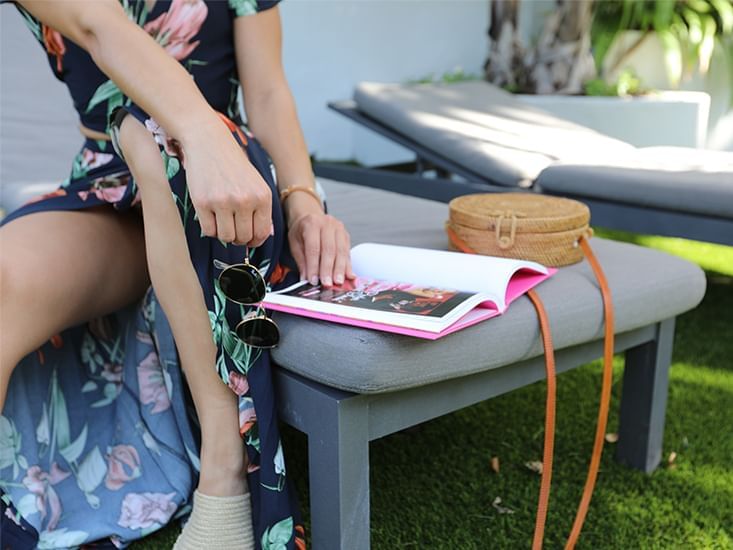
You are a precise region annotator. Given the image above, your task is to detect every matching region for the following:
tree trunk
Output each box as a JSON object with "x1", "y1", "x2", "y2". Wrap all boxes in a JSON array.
[
  {"x1": 484, "y1": 0, "x2": 597, "y2": 95},
  {"x1": 484, "y1": 0, "x2": 529, "y2": 91}
]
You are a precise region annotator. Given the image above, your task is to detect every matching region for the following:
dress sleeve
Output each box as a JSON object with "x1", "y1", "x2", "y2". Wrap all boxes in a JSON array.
[{"x1": 228, "y1": 0, "x2": 281, "y2": 18}]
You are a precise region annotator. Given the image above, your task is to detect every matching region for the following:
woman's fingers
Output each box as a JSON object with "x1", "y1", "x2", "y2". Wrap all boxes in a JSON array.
[
  {"x1": 332, "y1": 222, "x2": 351, "y2": 286},
  {"x1": 215, "y1": 212, "x2": 236, "y2": 243},
  {"x1": 233, "y1": 210, "x2": 253, "y2": 246},
  {"x1": 200, "y1": 185, "x2": 272, "y2": 245},
  {"x1": 289, "y1": 231, "x2": 307, "y2": 281},
  {"x1": 249, "y1": 202, "x2": 273, "y2": 247},
  {"x1": 302, "y1": 221, "x2": 321, "y2": 286},
  {"x1": 287, "y1": 213, "x2": 354, "y2": 287},
  {"x1": 318, "y1": 224, "x2": 337, "y2": 287},
  {"x1": 185, "y1": 121, "x2": 274, "y2": 245},
  {"x1": 197, "y1": 209, "x2": 217, "y2": 238}
]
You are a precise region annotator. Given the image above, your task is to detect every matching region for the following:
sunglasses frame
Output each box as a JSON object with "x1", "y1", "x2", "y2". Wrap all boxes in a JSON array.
[
  {"x1": 217, "y1": 253, "x2": 267, "y2": 306},
  {"x1": 234, "y1": 313, "x2": 280, "y2": 349},
  {"x1": 216, "y1": 249, "x2": 280, "y2": 348}
]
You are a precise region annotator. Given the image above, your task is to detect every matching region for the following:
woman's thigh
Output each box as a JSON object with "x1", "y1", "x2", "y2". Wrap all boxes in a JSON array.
[{"x1": 0, "y1": 206, "x2": 149, "y2": 363}]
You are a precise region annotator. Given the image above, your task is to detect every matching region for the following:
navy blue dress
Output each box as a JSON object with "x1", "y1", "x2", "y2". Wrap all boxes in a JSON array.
[{"x1": 0, "y1": 1, "x2": 306, "y2": 548}]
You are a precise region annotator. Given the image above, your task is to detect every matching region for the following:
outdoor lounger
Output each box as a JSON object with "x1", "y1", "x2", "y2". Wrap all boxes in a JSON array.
[
  {"x1": 322, "y1": 81, "x2": 733, "y2": 246},
  {"x1": 0, "y1": 178, "x2": 707, "y2": 549}
]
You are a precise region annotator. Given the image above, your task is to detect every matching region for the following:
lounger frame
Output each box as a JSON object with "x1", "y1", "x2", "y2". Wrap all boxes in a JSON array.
[
  {"x1": 329, "y1": 100, "x2": 513, "y2": 189},
  {"x1": 325, "y1": 101, "x2": 733, "y2": 247},
  {"x1": 274, "y1": 318, "x2": 675, "y2": 550}
]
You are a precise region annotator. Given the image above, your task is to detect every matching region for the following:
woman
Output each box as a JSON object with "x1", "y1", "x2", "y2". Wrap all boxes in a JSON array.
[{"x1": 0, "y1": 0, "x2": 353, "y2": 548}]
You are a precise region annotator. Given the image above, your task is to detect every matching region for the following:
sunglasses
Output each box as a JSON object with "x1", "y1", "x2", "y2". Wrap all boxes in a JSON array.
[{"x1": 215, "y1": 250, "x2": 279, "y2": 348}]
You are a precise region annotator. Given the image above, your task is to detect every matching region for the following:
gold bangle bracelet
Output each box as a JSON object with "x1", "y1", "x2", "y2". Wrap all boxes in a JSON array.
[{"x1": 279, "y1": 185, "x2": 323, "y2": 209}]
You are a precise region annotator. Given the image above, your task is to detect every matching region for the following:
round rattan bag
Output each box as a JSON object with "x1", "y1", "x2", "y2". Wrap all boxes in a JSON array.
[{"x1": 446, "y1": 193, "x2": 593, "y2": 267}]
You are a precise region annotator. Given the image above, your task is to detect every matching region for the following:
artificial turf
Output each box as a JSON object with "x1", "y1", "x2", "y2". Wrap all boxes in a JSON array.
[{"x1": 137, "y1": 232, "x2": 733, "y2": 549}]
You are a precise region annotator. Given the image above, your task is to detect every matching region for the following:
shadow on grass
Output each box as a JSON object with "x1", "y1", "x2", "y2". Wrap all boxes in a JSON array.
[
  {"x1": 572, "y1": 367, "x2": 733, "y2": 549},
  {"x1": 673, "y1": 278, "x2": 733, "y2": 372},
  {"x1": 276, "y1": 348, "x2": 732, "y2": 549}
]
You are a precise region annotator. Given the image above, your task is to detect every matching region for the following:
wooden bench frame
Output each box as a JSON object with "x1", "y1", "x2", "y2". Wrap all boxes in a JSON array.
[{"x1": 274, "y1": 318, "x2": 675, "y2": 549}]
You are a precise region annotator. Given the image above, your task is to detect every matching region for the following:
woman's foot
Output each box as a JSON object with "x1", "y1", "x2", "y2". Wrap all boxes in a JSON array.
[{"x1": 173, "y1": 490, "x2": 255, "y2": 550}]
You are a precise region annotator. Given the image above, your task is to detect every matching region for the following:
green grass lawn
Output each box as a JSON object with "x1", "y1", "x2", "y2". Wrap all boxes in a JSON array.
[{"x1": 138, "y1": 231, "x2": 733, "y2": 549}]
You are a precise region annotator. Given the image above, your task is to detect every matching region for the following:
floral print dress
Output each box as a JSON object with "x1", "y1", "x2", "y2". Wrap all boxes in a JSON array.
[{"x1": 0, "y1": 1, "x2": 307, "y2": 548}]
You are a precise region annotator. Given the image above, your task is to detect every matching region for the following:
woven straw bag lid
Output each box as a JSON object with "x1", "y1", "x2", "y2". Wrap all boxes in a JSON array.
[{"x1": 449, "y1": 194, "x2": 589, "y2": 233}]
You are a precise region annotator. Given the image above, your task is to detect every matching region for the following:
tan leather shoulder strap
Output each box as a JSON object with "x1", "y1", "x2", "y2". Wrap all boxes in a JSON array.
[
  {"x1": 527, "y1": 288, "x2": 556, "y2": 550},
  {"x1": 565, "y1": 237, "x2": 615, "y2": 549},
  {"x1": 446, "y1": 226, "x2": 615, "y2": 549}
]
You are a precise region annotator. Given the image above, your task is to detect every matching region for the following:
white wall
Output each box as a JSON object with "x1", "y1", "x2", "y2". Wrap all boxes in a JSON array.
[
  {"x1": 279, "y1": 0, "x2": 489, "y2": 164},
  {"x1": 0, "y1": 7, "x2": 81, "y2": 187},
  {"x1": 0, "y1": 1, "x2": 490, "y2": 188}
]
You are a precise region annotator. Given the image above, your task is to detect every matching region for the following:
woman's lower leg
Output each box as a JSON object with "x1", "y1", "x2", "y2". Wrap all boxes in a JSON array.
[{"x1": 119, "y1": 118, "x2": 249, "y2": 497}]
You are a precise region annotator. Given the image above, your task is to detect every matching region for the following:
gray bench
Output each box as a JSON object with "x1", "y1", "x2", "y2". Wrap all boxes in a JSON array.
[
  {"x1": 0, "y1": 179, "x2": 708, "y2": 549},
  {"x1": 271, "y1": 179, "x2": 706, "y2": 549}
]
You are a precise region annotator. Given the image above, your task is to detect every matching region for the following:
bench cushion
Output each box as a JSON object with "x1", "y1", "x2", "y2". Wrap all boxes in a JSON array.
[
  {"x1": 353, "y1": 81, "x2": 633, "y2": 187},
  {"x1": 536, "y1": 147, "x2": 733, "y2": 219},
  {"x1": 271, "y1": 179, "x2": 706, "y2": 393}
]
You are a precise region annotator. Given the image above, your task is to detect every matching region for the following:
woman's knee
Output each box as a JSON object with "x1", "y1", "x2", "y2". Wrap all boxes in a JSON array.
[
  {"x1": 0, "y1": 249, "x2": 46, "y2": 370},
  {"x1": 0, "y1": 239, "x2": 39, "y2": 312},
  {"x1": 0, "y1": 209, "x2": 148, "y2": 355}
]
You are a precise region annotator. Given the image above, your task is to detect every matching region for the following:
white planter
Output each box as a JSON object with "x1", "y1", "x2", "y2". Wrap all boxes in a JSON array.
[
  {"x1": 600, "y1": 31, "x2": 731, "y2": 150},
  {"x1": 516, "y1": 91, "x2": 711, "y2": 149}
]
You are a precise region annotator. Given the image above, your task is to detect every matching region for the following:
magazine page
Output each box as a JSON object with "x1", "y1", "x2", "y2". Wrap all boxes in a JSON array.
[
  {"x1": 265, "y1": 277, "x2": 497, "y2": 333},
  {"x1": 350, "y1": 243, "x2": 549, "y2": 311}
]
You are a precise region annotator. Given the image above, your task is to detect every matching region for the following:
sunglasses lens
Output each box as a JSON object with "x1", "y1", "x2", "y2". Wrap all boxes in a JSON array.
[
  {"x1": 236, "y1": 317, "x2": 280, "y2": 348},
  {"x1": 219, "y1": 264, "x2": 266, "y2": 304}
]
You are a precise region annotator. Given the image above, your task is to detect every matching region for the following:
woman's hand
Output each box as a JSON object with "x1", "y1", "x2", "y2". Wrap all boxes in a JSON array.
[
  {"x1": 285, "y1": 193, "x2": 355, "y2": 287},
  {"x1": 18, "y1": 1, "x2": 273, "y2": 248},
  {"x1": 180, "y1": 118, "x2": 273, "y2": 247}
]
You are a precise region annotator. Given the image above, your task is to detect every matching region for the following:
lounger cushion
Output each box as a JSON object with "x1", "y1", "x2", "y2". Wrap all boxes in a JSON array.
[
  {"x1": 354, "y1": 81, "x2": 634, "y2": 187},
  {"x1": 271, "y1": 179, "x2": 706, "y2": 394},
  {"x1": 536, "y1": 147, "x2": 733, "y2": 218}
]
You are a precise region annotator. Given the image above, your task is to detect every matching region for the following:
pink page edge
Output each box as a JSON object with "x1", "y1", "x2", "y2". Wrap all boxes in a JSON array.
[
  {"x1": 503, "y1": 267, "x2": 557, "y2": 310},
  {"x1": 263, "y1": 303, "x2": 500, "y2": 340}
]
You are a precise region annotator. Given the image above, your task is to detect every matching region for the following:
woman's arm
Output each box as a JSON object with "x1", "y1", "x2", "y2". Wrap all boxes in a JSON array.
[
  {"x1": 17, "y1": 0, "x2": 272, "y2": 247},
  {"x1": 116, "y1": 114, "x2": 217, "y2": 375},
  {"x1": 234, "y1": 7, "x2": 355, "y2": 287}
]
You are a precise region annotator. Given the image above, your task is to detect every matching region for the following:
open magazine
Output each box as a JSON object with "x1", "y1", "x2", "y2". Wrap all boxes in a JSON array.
[{"x1": 263, "y1": 243, "x2": 556, "y2": 340}]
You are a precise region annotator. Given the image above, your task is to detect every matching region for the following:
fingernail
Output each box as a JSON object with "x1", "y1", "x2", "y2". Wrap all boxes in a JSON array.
[
  {"x1": 269, "y1": 223, "x2": 275, "y2": 236},
  {"x1": 310, "y1": 276, "x2": 319, "y2": 286},
  {"x1": 323, "y1": 276, "x2": 332, "y2": 287},
  {"x1": 335, "y1": 275, "x2": 344, "y2": 285}
]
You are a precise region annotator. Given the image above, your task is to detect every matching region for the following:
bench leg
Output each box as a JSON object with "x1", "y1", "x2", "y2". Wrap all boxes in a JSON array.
[
  {"x1": 616, "y1": 318, "x2": 675, "y2": 473},
  {"x1": 308, "y1": 398, "x2": 370, "y2": 550}
]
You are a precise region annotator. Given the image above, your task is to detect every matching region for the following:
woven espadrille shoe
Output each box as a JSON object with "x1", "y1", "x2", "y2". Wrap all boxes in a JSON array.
[{"x1": 173, "y1": 490, "x2": 255, "y2": 550}]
